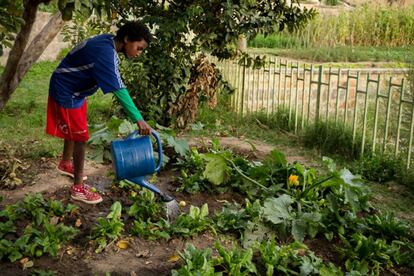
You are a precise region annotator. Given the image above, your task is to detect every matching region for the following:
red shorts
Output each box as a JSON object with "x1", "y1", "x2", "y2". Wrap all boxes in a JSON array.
[{"x1": 46, "y1": 96, "x2": 89, "y2": 142}]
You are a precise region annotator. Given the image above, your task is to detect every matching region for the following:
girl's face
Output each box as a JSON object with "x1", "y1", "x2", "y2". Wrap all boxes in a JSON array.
[{"x1": 123, "y1": 37, "x2": 148, "y2": 58}]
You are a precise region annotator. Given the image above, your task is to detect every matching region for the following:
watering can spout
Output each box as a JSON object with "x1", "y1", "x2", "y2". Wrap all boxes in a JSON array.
[
  {"x1": 111, "y1": 131, "x2": 181, "y2": 220},
  {"x1": 127, "y1": 176, "x2": 172, "y2": 202},
  {"x1": 127, "y1": 176, "x2": 180, "y2": 220}
]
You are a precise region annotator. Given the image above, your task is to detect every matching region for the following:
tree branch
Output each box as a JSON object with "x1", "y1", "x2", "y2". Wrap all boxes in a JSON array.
[{"x1": 17, "y1": 12, "x2": 64, "y2": 83}]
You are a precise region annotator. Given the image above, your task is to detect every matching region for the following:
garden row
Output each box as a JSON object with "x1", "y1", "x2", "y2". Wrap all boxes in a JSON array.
[{"x1": 1, "y1": 120, "x2": 413, "y2": 275}]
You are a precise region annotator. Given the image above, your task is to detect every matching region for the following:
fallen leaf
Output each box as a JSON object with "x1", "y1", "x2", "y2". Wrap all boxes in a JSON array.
[
  {"x1": 20, "y1": 258, "x2": 34, "y2": 269},
  {"x1": 49, "y1": 216, "x2": 60, "y2": 225},
  {"x1": 23, "y1": 261, "x2": 34, "y2": 270},
  {"x1": 66, "y1": 246, "x2": 74, "y2": 255},
  {"x1": 117, "y1": 240, "x2": 129, "y2": 249},
  {"x1": 216, "y1": 199, "x2": 228, "y2": 203},
  {"x1": 136, "y1": 249, "x2": 150, "y2": 258},
  {"x1": 168, "y1": 255, "x2": 180, "y2": 263},
  {"x1": 19, "y1": 258, "x2": 29, "y2": 265},
  {"x1": 75, "y1": 218, "x2": 82, "y2": 228}
]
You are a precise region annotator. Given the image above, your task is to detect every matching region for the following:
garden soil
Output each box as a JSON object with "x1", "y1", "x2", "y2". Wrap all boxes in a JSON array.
[{"x1": 0, "y1": 136, "x2": 410, "y2": 275}]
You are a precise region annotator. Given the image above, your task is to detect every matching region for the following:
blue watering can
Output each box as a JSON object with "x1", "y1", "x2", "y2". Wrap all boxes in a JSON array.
[{"x1": 111, "y1": 131, "x2": 176, "y2": 203}]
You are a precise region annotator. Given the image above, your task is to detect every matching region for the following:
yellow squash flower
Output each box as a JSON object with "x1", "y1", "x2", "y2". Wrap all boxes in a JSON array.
[{"x1": 288, "y1": 175, "x2": 300, "y2": 187}]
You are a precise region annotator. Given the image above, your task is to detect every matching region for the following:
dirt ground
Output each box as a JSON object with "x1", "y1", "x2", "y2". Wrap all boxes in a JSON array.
[
  {"x1": 0, "y1": 136, "x2": 412, "y2": 275},
  {"x1": 0, "y1": 136, "x2": 326, "y2": 275}
]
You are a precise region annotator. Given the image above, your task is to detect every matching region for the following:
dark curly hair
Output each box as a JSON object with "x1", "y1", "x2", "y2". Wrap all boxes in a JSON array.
[{"x1": 114, "y1": 21, "x2": 152, "y2": 44}]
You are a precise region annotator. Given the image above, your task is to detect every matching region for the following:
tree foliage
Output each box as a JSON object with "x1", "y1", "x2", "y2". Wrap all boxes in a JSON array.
[
  {"x1": 113, "y1": 0, "x2": 315, "y2": 126},
  {"x1": 0, "y1": 0, "x2": 111, "y2": 109},
  {"x1": 0, "y1": 0, "x2": 315, "y2": 127},
  {"x1": 0, "y1": 1, "x2": 24, "y2": 55}
]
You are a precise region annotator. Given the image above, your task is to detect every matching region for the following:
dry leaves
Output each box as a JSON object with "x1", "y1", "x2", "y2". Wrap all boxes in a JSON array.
[
  {"x1": 168, "y1": 255, "x2": 181, "y2": 263},
  {"x1": 169, "y1": 54, "x2": 219, "y2": 129},
  {"x1": 20, "y1": 258, "x2": 34, "y2": 270},
  {"x1": 116, "y1": 240, "x2": 129, "y2": 249}
]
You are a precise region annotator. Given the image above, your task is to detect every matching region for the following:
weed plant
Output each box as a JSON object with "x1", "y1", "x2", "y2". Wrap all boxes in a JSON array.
[
  {"x1": 351, "y1": 153, "x2": 405, "y2": 183},
  {"x1": 301, "y1": 120, "x2": 367, "y2": 160}
]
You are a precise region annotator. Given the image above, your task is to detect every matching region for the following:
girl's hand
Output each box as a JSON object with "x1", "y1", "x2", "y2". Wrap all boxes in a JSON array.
[{"x1": 137, "y1": 120, "x2": 152, "y2": 135}]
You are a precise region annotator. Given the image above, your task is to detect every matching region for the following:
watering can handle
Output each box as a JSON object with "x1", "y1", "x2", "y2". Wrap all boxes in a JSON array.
[
  {"x1": 152, "y1": 131, "x2": 163, "y2": 172},
  {"x1": 126, "y1": 130, "x2": 163, "y2": 173}
]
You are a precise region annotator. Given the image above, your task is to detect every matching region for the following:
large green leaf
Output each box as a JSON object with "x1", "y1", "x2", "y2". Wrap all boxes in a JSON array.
[
  {"x1": 118, "y1": 120, "x2": 136, "y2": 135},
  {"x1": 166, "y1": 136, "x2": 189, "y2": 157},
  {"x1": 262, "y1": 194, "x2": 293, "y2": 225},
  {"x1": 340, "y1": 169, "x2": 363, "y2": 187},
  {"x1": 264, "y1": 150, "x2": 287, "y2": 168},
  {"x1": 292, "y1": 212, "x2": 322, "y2": 242},
  {"x1": 292, "y1": 219, "x2": 307, "y2": 243},
  {"x1": 203, "y1": 154, "x2": 228, "y2": 185},
  {"x1": 242, "y1": 221, "x2": 275, "y2": 248}
]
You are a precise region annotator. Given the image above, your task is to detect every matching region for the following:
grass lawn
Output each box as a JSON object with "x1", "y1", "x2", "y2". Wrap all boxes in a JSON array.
[{"x1": 0, "y1": 61, "x2": 114, "y2": 159}]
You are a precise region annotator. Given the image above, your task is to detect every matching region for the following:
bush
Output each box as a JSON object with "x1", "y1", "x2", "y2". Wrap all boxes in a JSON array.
[
  {"x1": 301, "y1": 121, "x2": 367, "y2": 160},
  {"x1": 324, "y1": 0, "x2": 339, "y2": 5},
  {"x1": 251, "y1": 108, "x2": 296, "y2": 132},
  {"x1": 352, "y1": 154, "x2": 404, "y2": 183}
]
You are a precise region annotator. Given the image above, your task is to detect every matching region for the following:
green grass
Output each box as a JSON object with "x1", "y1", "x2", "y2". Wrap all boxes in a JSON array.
[
  {"x1": 248, "y1": 46, "x2": 412, "y2": 65},
  {"x1": 190, "y1": 96, "x2": 297, "y2": 148},
  {"x1": 367, "y1": 181, "x2": 414, "y2": 225},
  {"x1": 0, "y1": 61, "x2": 113, "y2": 158}
]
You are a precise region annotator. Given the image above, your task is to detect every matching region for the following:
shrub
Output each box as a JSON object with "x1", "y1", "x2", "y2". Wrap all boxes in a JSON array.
[
  {"x1": 352, "y1": 153, "x2": 404, "y2": 183},
  {"x1": 301, "y1": 121, "x2": 366, "y2": 160}
]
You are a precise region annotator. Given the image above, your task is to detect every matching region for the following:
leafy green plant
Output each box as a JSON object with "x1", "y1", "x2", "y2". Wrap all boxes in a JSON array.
[
  {"x1": 337, "y1": 233, "x2": 399, "y2": 274},
  {"x1": 256, "y1": 241, "x2": 339, "y2": 276},
  {"x1": 23, "y1": 221, "x2": 77, "y2": 257},
  {"x1": 128, "y1": 189, "x2": 163, "y2": 221},
  {"x1": 171, "y1": 244, "x2": 215, "y2": 276},
  {"x1": 91, "y1": 201, "x2": 124, "y2": 253},
  {"x1": 131, "y1": 219, "x2": 170, "y2": 240},
  {"x1": 262, "y1": 194, "x2": 321, "y2": 243},
  {"x1": 129, "y1": 203, "x2": 215, "y2": 240},
  {"x1": 364, "y1": 212, "x2": 413, "y2": 242},
  {"x1": 214, "y1": 242, "x2": 257, "y2": 275},
  {"x1": 352, "y1": 153, "x2": 403, "y2": 183},
  {"x1": 0, "y1": 194, "x2": 78, "y2": 261},
  {"x1": 213, "y1": 199, "x2": 262, "y2": 234},
  {"x1": 176, "y1": 148, "x2": 211, "y2": 193},
  {"x1": 170, "y1": 204, "x2": 215, "y2": 237}
]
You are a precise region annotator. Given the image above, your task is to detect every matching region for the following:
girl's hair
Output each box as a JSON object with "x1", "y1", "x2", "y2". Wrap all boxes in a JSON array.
[{"x1": 115, "y1": 21, "x2": 152, "y2": 44}]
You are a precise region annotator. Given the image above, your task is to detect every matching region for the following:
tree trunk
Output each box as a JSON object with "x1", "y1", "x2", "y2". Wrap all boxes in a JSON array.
[
  {"x1": 0, "y1": 1, "x2": 63, "y2": 110},
  {"x1": 18, "y1": 12, "x2": 64, "y2": 84},
  {"x1": 0, "y1": 0, "x2": 40, "y2": 109},
  {"x1": 237, "y1": 34, "x2": 247, "y2": 52}
]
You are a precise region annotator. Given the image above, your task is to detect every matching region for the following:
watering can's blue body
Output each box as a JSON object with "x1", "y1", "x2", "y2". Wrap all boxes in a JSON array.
[{"x1": 111, "y1": 131, "x2": 166, "y2": 197}]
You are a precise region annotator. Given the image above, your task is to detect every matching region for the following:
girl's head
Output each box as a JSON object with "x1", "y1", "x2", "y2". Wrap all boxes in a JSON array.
[{"x1": 115, "y1": 21, "x2": 152, "y2": 58}]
